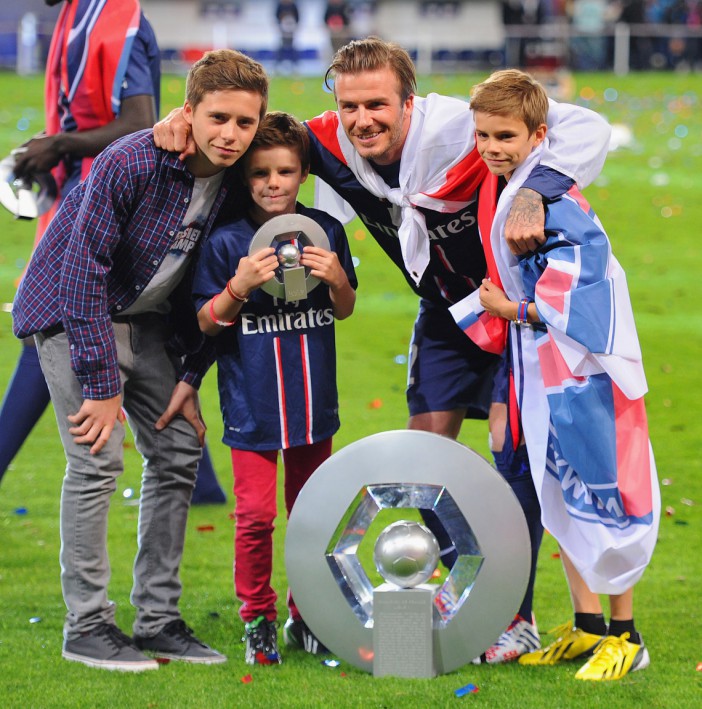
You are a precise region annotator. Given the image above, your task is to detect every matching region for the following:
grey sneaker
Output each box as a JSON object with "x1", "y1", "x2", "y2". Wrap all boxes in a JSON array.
[
  {"x1": 62, "y1": 623, "x2": 159, "y2": 672},
  {"x1": 134, "y1": 619, "x2": 227, "y2": 664}
]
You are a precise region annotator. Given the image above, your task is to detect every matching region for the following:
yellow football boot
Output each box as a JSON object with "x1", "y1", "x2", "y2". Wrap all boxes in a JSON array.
[
  {"x1": 574, "y1": 632, "x2": 650, "y2": 681},
  {"x1": 518, "y1": 620, "x2": 603, "y2": 666}
]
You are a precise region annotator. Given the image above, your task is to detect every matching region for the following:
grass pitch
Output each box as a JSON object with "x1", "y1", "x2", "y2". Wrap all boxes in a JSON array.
[{"x1": 0, "y1": 70, "x2": 700, "y2": 708}]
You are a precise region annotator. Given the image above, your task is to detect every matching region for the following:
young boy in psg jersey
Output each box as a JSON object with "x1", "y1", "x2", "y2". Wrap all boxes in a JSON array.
[{"x1": 192, "y1": 111, "x2": 357, "y2": 665}]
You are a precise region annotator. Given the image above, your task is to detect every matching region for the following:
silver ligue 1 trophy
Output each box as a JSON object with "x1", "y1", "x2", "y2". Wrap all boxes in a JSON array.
[
  {"x1": 249, "y1": 213, "x2": 330, "y2": 302},
  {"x1": 0, "y1": 149, "x2": 57, "y2": 220},
  {"x1": 285, "y1": 430, "x2": 531, "y2": 678}
]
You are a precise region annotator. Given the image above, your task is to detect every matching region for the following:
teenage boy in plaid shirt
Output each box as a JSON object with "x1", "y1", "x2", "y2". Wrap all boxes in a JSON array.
[{"x1": 12, "y1": 49, "x2": 268, "y2": 672}]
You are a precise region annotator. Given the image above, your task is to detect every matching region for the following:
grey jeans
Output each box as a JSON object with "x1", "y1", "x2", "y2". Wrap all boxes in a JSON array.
[{"x1": 36, "y1": 314, "x2": 202, "y2": 640}]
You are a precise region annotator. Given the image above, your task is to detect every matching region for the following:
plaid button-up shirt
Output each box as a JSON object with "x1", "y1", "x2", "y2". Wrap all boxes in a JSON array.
[{"x1": 13, "y1": 129, "x2": 233, "y2": 399}]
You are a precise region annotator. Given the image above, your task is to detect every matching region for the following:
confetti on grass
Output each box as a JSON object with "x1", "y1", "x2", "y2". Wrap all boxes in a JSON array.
[{"x1": 454, "y1": 683, "x2": 479, "y2": 697}]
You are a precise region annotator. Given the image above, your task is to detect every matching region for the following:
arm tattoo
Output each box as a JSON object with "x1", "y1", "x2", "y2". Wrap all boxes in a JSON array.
[{"x1": 510, "y1": 189, "x2": 543, "y2": 228}]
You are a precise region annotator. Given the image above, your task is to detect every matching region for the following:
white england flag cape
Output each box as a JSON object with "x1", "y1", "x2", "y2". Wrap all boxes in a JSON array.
[
  {"x1": 315, "y1": 93, "x2": 486, "y2": 284},
  {"x1": 453, "y1": 147, "x2": 660, "y2": 594}
]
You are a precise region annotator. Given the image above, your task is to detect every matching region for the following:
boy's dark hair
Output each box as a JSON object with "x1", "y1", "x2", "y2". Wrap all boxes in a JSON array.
[
  {"x1": 244, "y1": 111, "x2": 310, "y2": 174},
  {"x1": 325, "y1": 36, "x2": 417, "y2": 102},
  {"x1": 470, "y1": 69, "x2": 549, "y2": 135},
  {"x1": 186, "y1": 49, "x2": 269, "y2": 119}
]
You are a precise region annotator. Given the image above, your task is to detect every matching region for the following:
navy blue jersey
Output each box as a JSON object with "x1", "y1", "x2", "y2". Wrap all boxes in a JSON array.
[{"x1": 193, "y1": 204, "x2": 357, "y2": 451}]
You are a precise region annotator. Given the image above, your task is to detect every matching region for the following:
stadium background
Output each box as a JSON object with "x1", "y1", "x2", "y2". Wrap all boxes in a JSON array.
[{"x1": 0, "y1": 2, "x2": 700, "y2": 707}]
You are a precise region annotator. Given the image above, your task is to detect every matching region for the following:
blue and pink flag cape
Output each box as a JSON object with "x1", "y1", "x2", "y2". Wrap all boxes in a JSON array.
[{"x1": 451, "y1": 147, "x2": 660, "y2": 594}]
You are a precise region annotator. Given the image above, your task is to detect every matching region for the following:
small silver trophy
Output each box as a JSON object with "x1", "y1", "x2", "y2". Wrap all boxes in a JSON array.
[
  {"x1": 276, "y1": 241, "x2": 307, "y2": 302},
  {"x1": 249, "y1": 214, "x2": 330, "y2": 302}
]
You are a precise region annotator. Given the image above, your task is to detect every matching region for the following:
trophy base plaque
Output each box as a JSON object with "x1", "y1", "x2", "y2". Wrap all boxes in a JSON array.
[
  {"x1": 372, "y1": 583, "x2": 435, "y2": 678},
  {"x1": 282, "y1": 265, "x2": 307, "y2": 302}
]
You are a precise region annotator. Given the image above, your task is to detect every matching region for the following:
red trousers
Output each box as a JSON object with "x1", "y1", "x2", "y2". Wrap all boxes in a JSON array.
[{"x1": 231, "y1": 438, "x2": 332, "y2": 623}]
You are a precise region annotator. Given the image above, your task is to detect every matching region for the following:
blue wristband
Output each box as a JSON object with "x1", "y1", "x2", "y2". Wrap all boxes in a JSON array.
[{"x1": 514, "y1": 298, "x2": 531, "y2": 326}]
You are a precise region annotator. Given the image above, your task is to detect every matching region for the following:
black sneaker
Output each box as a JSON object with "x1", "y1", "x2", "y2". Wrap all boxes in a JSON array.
[
  {"x1": 283, "y1": 618, "x2": 329, "y2": 655},
  {"x1": 134, "y1": 619, "x2": 227, "y2": 664},
  {"x1": 244, "y1": 616, "x2": 281, "y2": 665},
  {"x1": 63, "y1": 623, "x2": 159, "y2": 672}
]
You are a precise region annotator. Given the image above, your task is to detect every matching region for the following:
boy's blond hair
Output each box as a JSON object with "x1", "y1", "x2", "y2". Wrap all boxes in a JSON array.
[
  {"x1": 470, "y1": 69, "x2": 548, "y2": 135},
  {"x1": 243, "y1": 111, "x2": 310, "y2": 175},
  {"x1": 325, "y1": 36, "x2": 417, "y2": 102},
  {"x1": 186, "y1": 49, "x2": 269, "y2": 119}
]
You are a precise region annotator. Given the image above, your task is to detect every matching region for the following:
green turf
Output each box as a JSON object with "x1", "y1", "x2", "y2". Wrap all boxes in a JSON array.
[{"x1": 0, "y1": 70, "x2": 700, "y2": 708}]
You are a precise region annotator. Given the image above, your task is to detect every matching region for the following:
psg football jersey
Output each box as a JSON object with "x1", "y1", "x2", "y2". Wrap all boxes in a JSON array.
[{"x1": 193, "y1": 204, "x2": 357, "y2": 451}]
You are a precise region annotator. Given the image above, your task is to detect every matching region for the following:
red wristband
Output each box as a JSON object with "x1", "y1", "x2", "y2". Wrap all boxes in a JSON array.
[
  {"x1": 226, "y1": 279, "x2": 248, "y2": 302},
  {"x1": 209, "y1": 293, "x2": 237, "y2": 327}
]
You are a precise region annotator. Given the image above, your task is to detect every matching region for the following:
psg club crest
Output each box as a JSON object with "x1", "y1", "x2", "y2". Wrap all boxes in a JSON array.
[{"x1": 285, "y1": 430, "x2": 531, "y2": 676}]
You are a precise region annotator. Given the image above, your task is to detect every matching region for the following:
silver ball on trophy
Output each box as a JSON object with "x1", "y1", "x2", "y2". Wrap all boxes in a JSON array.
[
  {"x1": 278, "y1": 242, "x2": 301, "y2": 269},
  {"x1": 373, "y1": 520, "x2": 440, "y2": 588}
]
